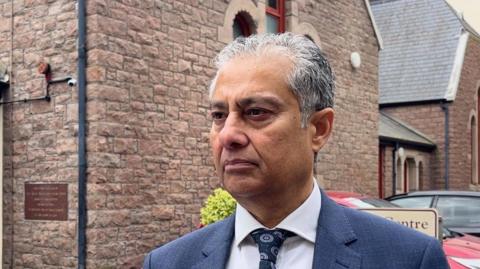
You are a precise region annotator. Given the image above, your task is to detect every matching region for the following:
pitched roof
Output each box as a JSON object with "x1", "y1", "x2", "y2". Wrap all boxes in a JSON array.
[
  {"x1": 371, "y1": 0, "x2": 466, "y2": 105},
  {"x1": 379, "y1": 112, "x2": 436, "y2": 149}
]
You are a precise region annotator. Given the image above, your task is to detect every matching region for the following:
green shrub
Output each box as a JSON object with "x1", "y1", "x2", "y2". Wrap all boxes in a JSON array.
[{"x1": 200, "y1": 188, "x2": 236, "y2": 225}]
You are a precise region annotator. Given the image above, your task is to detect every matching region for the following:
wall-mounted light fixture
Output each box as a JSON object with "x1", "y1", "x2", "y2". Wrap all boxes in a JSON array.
[
  {"x1": 350, "y1": 52, "x2": 361, "y2": 69},
  {"x1": 0, "y1": 62, "x2": 76, "y2": 105},
  {"x1": 398, "y1": 147, "x2": 405, "y2": 159},
  {"x1": 38, "y1": 62, "x2": 76, "y2": 86},
  {"x1": 50, "y1": 76, "x2": 77, "y2": 86}
]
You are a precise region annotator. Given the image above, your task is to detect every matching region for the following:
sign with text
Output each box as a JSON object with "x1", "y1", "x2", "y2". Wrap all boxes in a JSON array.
[
  {"x1": 25, "y1": 183, "x2": 68, "y2": 221},
  {"x1": 361, "y1": 208, "x2": 439, "y2": 238}
]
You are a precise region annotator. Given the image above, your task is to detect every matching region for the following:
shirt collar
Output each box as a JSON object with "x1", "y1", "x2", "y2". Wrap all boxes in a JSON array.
[{"x1": 234, "y1": 179, "x2": 321, "y2": 246}]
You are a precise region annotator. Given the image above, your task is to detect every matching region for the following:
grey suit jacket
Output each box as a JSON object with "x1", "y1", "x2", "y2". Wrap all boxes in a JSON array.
[{"x1": 143, "y1": 191, "x2": 449, "y2": 269}]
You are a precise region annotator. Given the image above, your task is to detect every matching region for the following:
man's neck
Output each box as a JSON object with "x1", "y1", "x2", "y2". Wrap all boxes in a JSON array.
[{"x1": 238, "y1": 180, "x2": 315, "y2": 228}]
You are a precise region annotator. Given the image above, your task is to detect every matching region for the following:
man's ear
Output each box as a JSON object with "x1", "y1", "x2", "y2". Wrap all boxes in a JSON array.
[{"x1": 309, "y1": 108, "x2": 334, "y2": 152}]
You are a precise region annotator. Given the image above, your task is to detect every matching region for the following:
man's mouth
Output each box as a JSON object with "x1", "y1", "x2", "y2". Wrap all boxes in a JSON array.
[{"x1": 223, "y1": 159, "x2": 258, "y2": 172}]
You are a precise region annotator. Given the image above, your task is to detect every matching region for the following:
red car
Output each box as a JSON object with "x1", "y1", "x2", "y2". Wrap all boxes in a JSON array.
[{"x1": 327, "y1": 191, "x2": 480, "y2": 269}]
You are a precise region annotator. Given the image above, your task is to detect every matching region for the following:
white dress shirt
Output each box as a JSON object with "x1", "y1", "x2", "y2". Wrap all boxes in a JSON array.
[{"x1": 226, "y1": 180, "x2": 321, "y2": 269}]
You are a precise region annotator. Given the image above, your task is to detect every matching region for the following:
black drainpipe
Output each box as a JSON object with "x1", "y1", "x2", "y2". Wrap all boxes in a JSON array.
[
  {"x1": 392, "y1": 142, "x2": 399, "y2": 195},
  {"x1": 76, "y1": 0, "x2": 87, "y2": 268},
  {"x1": 442, "y1": 102, "x2": 450, "y2": 190}
]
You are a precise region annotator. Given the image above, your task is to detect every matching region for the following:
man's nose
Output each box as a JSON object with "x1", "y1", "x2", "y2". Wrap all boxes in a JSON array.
[{"x1": 218, "y1": 114, "x2": 249, "y2": 149}]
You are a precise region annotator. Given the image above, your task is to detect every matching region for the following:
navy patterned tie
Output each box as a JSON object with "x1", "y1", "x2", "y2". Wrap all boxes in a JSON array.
[{"x1": 250, "y1": 228, "x2": 295, "y2": 269}]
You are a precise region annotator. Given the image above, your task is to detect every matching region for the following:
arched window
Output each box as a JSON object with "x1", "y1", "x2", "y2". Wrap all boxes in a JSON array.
[
  {"x1": 397, "y1": 156, "x2": 418, "y2": 193},
  {"x1": 406, "y1": 158, "x2": 417, "y2": 191},
  {"x1": 233, "y1": 13, "x2": 252, "y2": 39},
  {"x1": 218, "y1": 1, "x2": 258, "y2": 43},
  {"x1": 266, "y1": 0, "x2": 285, "y2": 33}
]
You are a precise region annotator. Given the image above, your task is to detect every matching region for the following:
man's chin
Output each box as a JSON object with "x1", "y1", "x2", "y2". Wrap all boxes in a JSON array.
[{"x1": 223, "y1": 181, "x2": 268, "y2": 200}]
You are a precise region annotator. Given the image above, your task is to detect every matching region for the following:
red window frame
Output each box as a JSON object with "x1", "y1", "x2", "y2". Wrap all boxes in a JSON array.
[{"x1": 266, "y1": 0, "x2": 285, "y2": 33}]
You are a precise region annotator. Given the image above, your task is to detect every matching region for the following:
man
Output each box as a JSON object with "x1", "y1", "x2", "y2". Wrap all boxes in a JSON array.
[{"x1": 144, "y1": 33, "x2": 449, "y2": 269}]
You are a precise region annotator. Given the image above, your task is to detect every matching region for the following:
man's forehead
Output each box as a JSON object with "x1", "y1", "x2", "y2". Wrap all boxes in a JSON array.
[
  {"x1": 208, "y1": 50, "x2": 297, "y2": 108},
  {"x1": 213, "y1": 54, "x2": 294, "y2": 88},
  {"x1": 209, "y1": 50, "x2": 294, "y2": 96}
]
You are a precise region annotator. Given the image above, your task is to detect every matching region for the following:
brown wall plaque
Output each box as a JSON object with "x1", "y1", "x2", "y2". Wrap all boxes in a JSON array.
[{"x1": 25, "y1": 183, "x2": 68, "y2": 221}]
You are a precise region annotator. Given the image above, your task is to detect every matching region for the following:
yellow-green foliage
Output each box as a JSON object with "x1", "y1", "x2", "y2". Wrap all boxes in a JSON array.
[{"x1": 200, "y1": 188, "x2": 236, "y2": 225}]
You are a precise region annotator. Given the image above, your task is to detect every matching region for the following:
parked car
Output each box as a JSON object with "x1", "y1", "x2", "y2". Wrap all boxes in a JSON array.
[
  {"x1": 327, "y1": 191, "x2": 480, "y2": 269},
  {"x1": 386, "y1": 191, "x2": 480, "y2": 236},
  {"x1": 327, "y1": 191, "x2": 400, "y2": 208},
  {"x1": 443, "y1": 228, "x2": 480, "y2": 269}
]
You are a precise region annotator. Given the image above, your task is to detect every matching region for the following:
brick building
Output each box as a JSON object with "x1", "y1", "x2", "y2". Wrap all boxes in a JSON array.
[
  {"x1": 1, "y1": 0, "x2": 380, "y2": 268},
  {"x1": 372, "y1": 0, "x2": 480, "y2": 198}
]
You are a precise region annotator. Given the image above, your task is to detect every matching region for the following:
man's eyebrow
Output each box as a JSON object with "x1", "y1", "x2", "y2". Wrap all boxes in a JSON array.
[
  {"x1": 210, "y1": 96, "x2": 284, "y2": 110},
  {"x1": 237, "y1": 96, "x2": 284, "y2": 108},
  {"x1": 210, "y1": 101, "x2": 227, "y2": 110}
]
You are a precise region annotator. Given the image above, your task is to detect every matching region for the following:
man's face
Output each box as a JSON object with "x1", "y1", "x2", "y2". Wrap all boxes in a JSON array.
[{"x1": 209, "y1": 53, "x2": 317, "y2": 203}]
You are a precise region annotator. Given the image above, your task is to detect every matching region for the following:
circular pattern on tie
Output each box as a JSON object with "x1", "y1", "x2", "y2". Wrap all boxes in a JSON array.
[
  {"x1": 260, "y1": 234, "x2": 274, "y2": 243},
  {"x1": 250, "y1": 228, "x2": 296, "y2": 269},
  {"x1": 273, "y1": 230, "x2": 284, "y2": 239},
  {"x1": 260, "y1": 252, "x2": 269, "y2": 260}
]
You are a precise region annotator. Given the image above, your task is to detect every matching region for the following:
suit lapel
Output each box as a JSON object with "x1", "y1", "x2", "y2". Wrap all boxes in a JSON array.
[
  {"x1": 191, "y1": 190, "x2": 362, "y2": 269},
  {"x1": 192, "y1": 215, "x2": 235, "y2": 269},
  {"x1": 313, "y1": 190, "x2": 361, "y2": 269}
]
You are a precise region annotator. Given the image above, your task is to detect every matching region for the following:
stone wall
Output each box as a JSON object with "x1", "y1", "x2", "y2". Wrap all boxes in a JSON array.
[
  {"x1": 296, "y1": 0, "x2": 380, "y2": 196},
  {"x1": 0, "y1": 1, "x2": 12, "y2": 267},
  {"x1": 84, "y1": 0, "x2": 218, "y2": 267},
  {"x1": 2, "y1": 0, "x2": 380, "y2": 268},
  {"x1": 1, "y1": 0, "x2": 79, "y2": 268}
]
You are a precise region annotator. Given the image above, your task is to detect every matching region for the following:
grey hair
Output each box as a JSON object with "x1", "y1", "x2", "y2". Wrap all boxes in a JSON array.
[{"x1": 209, "y1": 32, "x2": 335, "y2": 127}]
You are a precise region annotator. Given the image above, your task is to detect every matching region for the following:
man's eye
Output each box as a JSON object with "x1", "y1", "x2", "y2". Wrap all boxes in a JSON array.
[
  {"x1": 211, "y1": 111, "x2": 226, "y2": 120},
  {"x1": 246, "y1": 108, "x2": 265, "y2": 116},
  {"x1": 245, "y1": 108, "x2": 271, "y2": 120}
]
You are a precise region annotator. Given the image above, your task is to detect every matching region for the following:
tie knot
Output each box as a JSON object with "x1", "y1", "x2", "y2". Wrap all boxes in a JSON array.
[{"x1": 250, "y1": 228, "x2": 295, "y2": 264}]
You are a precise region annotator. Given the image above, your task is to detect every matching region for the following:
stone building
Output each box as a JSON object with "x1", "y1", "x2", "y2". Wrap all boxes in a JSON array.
[
  {"x1": 372, "y1": 0, "x2": 480, "y2": 197},
  {"x1": 0, "y1": 0, "x2": 380, "y2": 268}
]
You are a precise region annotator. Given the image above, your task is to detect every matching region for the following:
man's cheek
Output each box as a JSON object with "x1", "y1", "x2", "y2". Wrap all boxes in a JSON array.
[{"x1": 211, "y1": 145, "x2": 222, "y2": 170}]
